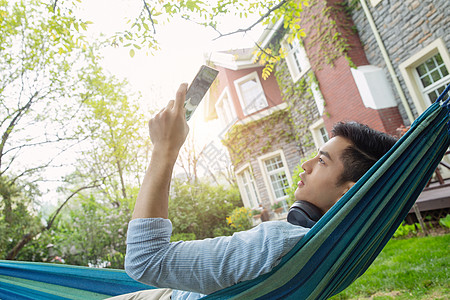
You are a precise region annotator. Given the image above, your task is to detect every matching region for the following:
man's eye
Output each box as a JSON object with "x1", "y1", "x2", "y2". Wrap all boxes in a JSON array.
[{"x1": 318, "y1": 158, "x2": 325, "y2": 164}]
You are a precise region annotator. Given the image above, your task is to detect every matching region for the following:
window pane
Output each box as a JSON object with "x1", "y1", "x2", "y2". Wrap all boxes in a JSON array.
[
  {"x1": 441, "y1": 66, "x2": 449, "y2": 77},
  {"x1": 416, "y1": 64, "x2": 427, "y2": 76},
  {"x1": 420, "y1": 75, "x2": 432, "y2": 87},
  {"x1": 320, "y1": 127, "x2": 329, "y2": 143},
  {"x1": 430, "y1": 70, "x2": 441, "y2": 82},
  {"x1": 435, "y1": 53, "x2": 444, "y2": 65},
  {"x1": 270, "y1": 173, "x2": 288, "y2": 198},
  {"x1": 427, "y1": 91, "x2": 438, "y2": 102},
  {"x1": 425, "y1": 57, "x2": 437, "y2": 70}
]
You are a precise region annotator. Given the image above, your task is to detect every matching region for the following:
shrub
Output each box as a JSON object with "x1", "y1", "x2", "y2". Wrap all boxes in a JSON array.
[
  {"x1": 393, "y1": 221, "x2": 422, "y2": 238},
  {"x1": 439, "y1": 214, "x2": 450, "y2": 228},
  {"x1": 226, "y1": 207, "x2": 252, "y2": 232}
]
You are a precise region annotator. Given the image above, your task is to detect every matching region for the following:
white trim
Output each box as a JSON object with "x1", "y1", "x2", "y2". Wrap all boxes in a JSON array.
[
  {"x1": 215, "y1": 87, "x2": 237, "y2": 129},
  {"x1": 309, "y1": 119, "x2": 329, "y2": 148},
  {"x1": 369, "y1": 0, "x2": 382, "y2": 7},
  {"x1": 399, "y1": 38, "x2": 450, "y2": 115},
  {"x1": 310, "y1": 80, "x2": 325, "y2": 115},
  {"x1": 234, "y1": 71, "x2": 269, "y2": 116},
  {"x1": 257, "y1": 150, "x2": 293, "y2": 204},
  {"x1": 235, "y1": 163, "x2": 261, "y2": 209},
  {"x1": 281, "y1": 36, "x2": 311, "y2": 83}
]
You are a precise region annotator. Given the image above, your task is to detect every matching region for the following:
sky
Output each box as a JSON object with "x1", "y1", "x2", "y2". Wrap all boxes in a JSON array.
[
  {"x1": 78, "y1": 0, "x2": 262, "y2": 112},
  {"x1": 37, "y1": 0, "x2": 265, "y2": 208}
]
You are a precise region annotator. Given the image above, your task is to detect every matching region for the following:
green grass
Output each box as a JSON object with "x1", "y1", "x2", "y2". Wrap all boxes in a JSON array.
[{"x1": 331, "y1": 234, "x2": 450, "y2": 299}]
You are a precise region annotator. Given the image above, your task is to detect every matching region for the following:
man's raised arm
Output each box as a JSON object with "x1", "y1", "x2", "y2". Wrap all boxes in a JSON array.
[{"x1": 132, "y1": 83, "x2": 189, "y2": 219}]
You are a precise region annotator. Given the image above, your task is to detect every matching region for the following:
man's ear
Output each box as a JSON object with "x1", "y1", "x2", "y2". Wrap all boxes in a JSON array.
[{"x1": 341, "y1": 181, "x2": 356, "y2": 196}]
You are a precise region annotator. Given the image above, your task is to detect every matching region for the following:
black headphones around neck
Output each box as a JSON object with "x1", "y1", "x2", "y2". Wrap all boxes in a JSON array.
[{"x1": 287, "y1": 200, "x2": 323, "y2": 228}]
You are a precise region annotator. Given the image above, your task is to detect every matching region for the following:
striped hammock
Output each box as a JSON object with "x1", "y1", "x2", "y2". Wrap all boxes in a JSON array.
[{"x1": 0, "y1": 85, "x2": 449, "y2": 300}]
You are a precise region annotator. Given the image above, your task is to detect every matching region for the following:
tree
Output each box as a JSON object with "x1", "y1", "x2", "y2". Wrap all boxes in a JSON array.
[{"x1": 0, "y1": 0, "x2": 145, "y2": 260}]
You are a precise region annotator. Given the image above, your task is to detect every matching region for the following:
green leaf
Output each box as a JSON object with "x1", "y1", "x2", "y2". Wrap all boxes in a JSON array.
[{"x1": 129, "y1": 48, "x2": 135, "y2": 57}]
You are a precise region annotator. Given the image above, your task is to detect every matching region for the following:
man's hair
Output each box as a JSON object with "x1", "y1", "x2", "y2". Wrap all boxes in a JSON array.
[{"x1": 331, "y1": 121, "x2": 398, "y2": 185}]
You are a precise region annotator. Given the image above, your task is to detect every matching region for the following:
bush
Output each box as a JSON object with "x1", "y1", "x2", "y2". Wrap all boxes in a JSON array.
[
  {"x1": 439, "y1": 214, "x2": 450, "y2": 228},
  {"x1": 393, "y1": 221, "x2": 422, "y2": 238},
  {"x1": 226, "y1": 207, "x2": 252, "y2": 232}
]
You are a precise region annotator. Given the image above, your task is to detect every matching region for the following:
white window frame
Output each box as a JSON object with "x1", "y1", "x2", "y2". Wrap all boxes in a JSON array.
[
  {"x1": 281, "y1": 36, "x2": 311, "y2": 82},
  {"x1": 215, "y1": 87, "x2": 237, "y2": 129},
  {"x1": 257, "y1": 150, "x2": 293, "y2": 204},
  {"x1": 234, "y1": 71, "x2": 268, "y2": 116},
  {"x1": 370, "y1": 0, "x2": 382, "y2": 7},
  {"x1": 235, "y1": 163, "x2": 261, "y2": 209},
  {"x1": 310, "y1": 80, "x2": 325, "y2": 115},
  {"x1": 400, "y1": 38, "x2": 450, "y2": 115},
  {"x1": 309, "y1": 118, "x2": 329, "y2": 148}
]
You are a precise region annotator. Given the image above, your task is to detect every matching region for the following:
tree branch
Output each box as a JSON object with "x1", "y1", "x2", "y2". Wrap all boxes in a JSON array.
[
  {"x1": 211, "y1": 0, "x2": 289, "y2": 41},
  {"x1": 142, "y1": 0, "x2": 156, "y2": 34},
  {"x1": 5, "y1": 182, "x2": 100, "y2": 260}
]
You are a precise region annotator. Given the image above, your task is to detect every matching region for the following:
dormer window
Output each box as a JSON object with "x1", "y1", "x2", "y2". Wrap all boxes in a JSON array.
[
  {"x1": 234, "y1": 72, "x2": 268, "y2": 116},
  {"x1": 282, "y1": 37, "x2": 311, "y2": 82}
]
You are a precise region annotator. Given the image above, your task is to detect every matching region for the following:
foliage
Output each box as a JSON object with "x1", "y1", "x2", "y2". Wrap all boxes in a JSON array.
[
  {"x1": 285, "y1": 152, "x2": 317, "y2": 206},
  {"x1": 170, "y1": 233, "x2": 196, "y2": 242},
  {"x1": 226, "y1": 207, "x2": 252, "y2": 232},
  {"x1": 331, "y1": 234, "x2": 450, "y2": 299},
  {"x1": 392, "y1": 221, "x2": 422, "y2": 239},
  {"x1": 271, "y1": 201, "x2": 283, "y2": 210},
  {"x1": 28, "y1": 193, "x2": 133, "y2": 268},
  {"x1": 222, "y1": 109, "x2": 295, "y2": 166},
  {"x1": 0, "y1": 177, "x2": 43, "y2": 260},
  {"x1": 439, "y1": 214, "x2": 450, "y2": 228},
  {"x1": 169, "y1": 180, "x2": 243, "y2": 239}
]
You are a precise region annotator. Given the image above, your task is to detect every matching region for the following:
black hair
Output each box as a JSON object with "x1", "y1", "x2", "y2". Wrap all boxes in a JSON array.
[{"x1": 331, "y1": 121, "x2": 398, "y2": 185}]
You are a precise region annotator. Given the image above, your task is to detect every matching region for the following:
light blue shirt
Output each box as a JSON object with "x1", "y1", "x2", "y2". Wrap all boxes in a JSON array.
[{"x1": 125, "y1": 218, "x2": 309, "y2": 299}]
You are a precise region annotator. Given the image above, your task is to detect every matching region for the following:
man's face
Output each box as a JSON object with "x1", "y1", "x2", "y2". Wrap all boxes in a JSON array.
[{"x1": 294, "y1": 136, "x2": 355, "y2": 214}]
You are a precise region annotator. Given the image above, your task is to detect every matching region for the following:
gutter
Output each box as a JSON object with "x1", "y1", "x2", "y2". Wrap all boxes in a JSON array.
[{"x1": 359, "y1": 0, "x2": 415, "y2": 123}]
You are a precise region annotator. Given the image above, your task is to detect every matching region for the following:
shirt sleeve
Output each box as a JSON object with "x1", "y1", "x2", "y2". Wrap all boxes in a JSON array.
[{"x1": 125, "y1": 218, "x2": 308, "y2": 295}]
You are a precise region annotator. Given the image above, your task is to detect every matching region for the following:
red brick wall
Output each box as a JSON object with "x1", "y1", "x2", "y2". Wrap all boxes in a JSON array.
[{"x1": 300, "y1": 0, "x2": 404, "y2": 135}]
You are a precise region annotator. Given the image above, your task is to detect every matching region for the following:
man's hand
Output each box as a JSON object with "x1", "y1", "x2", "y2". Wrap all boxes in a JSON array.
[
  {"x1": 149, "y1": 83, "x2": 189, "y2": 159},
  {"x1": 132, "y1": 83, "x2": 190, "y2": 220}
]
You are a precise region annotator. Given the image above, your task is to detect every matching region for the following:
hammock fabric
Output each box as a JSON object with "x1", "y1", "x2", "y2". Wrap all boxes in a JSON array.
[
  {"x1": 0, "y1": 260, "x2": 150, "y2": 299},
  {"x1": 0, "y1": 85, "x2": 449, "y2": 300}
]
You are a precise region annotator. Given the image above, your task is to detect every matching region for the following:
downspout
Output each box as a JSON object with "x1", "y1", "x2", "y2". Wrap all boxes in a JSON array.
[{"x1": 359, "y1": 0, "x2": 415, "y2": 123}]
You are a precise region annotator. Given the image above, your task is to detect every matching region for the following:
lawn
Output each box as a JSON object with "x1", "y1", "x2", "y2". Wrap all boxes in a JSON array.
[{"x1": 331, "y1": 233, "x2": 449, "y2": 299}]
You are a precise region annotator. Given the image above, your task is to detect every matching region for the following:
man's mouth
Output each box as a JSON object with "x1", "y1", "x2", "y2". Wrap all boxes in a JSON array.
[{"x1": 297, "y1": 180, "x2": 304, "y2": 187}]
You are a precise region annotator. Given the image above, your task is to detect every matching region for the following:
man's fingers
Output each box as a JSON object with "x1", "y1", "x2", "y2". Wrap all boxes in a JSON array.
[
  {"x1": 167, "y1": 100, "x2": 175, "y2": 110},
  {"x1": 175, "y1": 83, "x2": 188, "y2": 110}
]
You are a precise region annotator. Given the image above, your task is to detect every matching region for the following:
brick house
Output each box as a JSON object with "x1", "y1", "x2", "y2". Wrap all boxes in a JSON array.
[{"x1": 203, "y1": 0, "x2": 449, "y2": 221}]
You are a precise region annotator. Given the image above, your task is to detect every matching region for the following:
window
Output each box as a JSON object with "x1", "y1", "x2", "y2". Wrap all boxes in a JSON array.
[
  {"x1": 236, "y1": 165, "x2": 260, "y2": 209},
  {"x1": 258, "y1": 150, "x2": 293, "y2": 206},
  {"x1": 400, "y1": 38, "x2": 450, "y2": 115},
  {"x1": 415, "y1": 53, "x2": 450, "y2": 104},
  {"x1": 215, "y1": 87, "x2": 237, "y2": 128},
  {"x1": 310, "y1": 80, "x2": 325, "y2": 115},
  {"x1": 282, "y1": 37, "x2": 311, "y2": 82},
  {"x1": 234, "y1": 72, "x2": 268, "y2": 115},
  {"x1": 319, "y1": 127, "x2": 329, "y2": 143},
  {"x1": 310, "y1": 118, "x2": 329, "y2": 148},
  {"x1": 264, "y1": 156, "x2": 290, "y2": 200}
]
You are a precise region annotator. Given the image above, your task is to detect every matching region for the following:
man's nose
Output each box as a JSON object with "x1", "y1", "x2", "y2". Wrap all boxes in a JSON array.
[{"x1": 301, "y1": 158, "x2": 314, "y2": 173}]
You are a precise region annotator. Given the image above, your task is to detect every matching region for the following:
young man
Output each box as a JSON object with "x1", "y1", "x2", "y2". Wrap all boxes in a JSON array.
[{"x1": 122, "y1": 84, "x2": 397, "y2": 299}]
